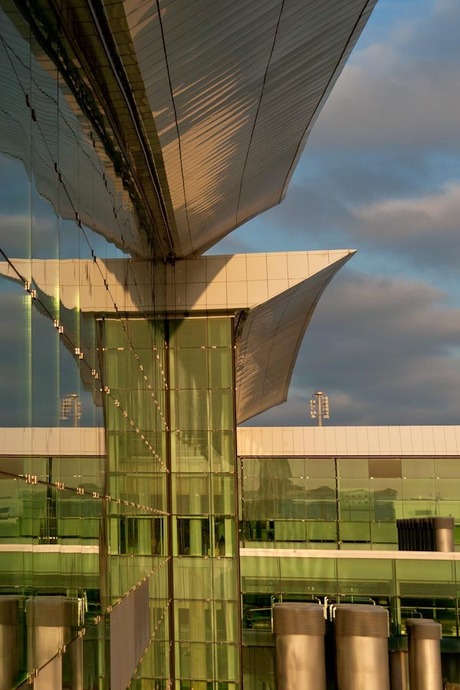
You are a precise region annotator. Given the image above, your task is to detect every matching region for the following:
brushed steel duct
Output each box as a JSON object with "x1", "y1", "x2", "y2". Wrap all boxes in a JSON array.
[
  {"x1": 389, "y1": 650, "x2": 409, "y2": 690},
  {"x1": 334, "y1": 604, "x2": 390, "y2": 690},
  {"x1": 406, "y1": 619, "x2": 442, "y2": 690},
  {"x1": 434, "y1": 517, "x2": 454, "y2": 552},
  {"x1": 273, "y1": 602, "x2": 326, "y2": 690},
  {"x1": 0, "y1": 596, "x2": 20, "y2": 690}
]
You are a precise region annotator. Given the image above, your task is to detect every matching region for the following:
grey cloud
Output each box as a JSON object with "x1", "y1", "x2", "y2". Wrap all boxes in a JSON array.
[
  {"x1": 235, "y1": 0, "x2": 460, "y2": 429},
  {"x1": 309, "y1": 64, "x2": 460, "y2": 155},
  {"x1": 349, "y1": 182, "x2": 460, "y2": 270},
  {"x1": 248, "y1": 271, "x2": 460, "y2": 426},
  {"x1": 398, "y1": 0, "x2": 460, "y2": 64},
  {"x1": 306, "y1": 0, "x2": 460, "y2": 156}
]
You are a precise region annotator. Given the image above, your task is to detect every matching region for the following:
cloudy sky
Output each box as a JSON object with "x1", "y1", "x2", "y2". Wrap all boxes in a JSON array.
[{"x1": 213, "y1": 0, "x2": 460, "y2": 427}]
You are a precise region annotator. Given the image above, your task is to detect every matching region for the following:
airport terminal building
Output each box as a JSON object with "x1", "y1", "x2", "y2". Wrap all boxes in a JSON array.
[
  {"x1": 238, "y1": 426, "x2": 460, "y2": 689},
  {"x1": 5, "y1": 0, "x2": 459, "y2": 689},
  {"x1": 2, "y1": 423, "x2": 460, "y2": 688}
]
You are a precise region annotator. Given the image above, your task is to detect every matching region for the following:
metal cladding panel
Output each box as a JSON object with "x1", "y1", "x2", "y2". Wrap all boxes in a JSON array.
[
  {"x1": 120, "y1": 0, "x2": 377, "y2": 257},
  {"x1": 110, "y1": 580, "x2": 150, "y2": 690},
  {"x1": 235, "y1": 253, "x2": 352, "y2": 423}
]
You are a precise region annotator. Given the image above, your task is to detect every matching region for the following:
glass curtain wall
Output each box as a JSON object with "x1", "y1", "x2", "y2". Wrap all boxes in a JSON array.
[
  {"x1": 0, "y1": 1, "x2": 155, "y2": 687},
  {"x1": 240, "y1": 456, "x2": 460, "y2": 549},
  {"x1": 168, "y1": 317, "x2": 240, "y2": 690},
  {"x1": 239, "y1": 454, "x2": 460, "y2": 689},
  {"x1": 0, "y1": 2, "x2": 242, "y2": 687},
  {"x1": 241, "y1": 553, "x2": 460, "y2": 689},
  {"x1": 99, "y1": 315, "x2": 240, "y2": 690},
  {"x1": 100, "y1": 317, "x2": 170, "y2": 688},
  {"x1": 0, "y1": 0, "x2": 135, "y2": 430}
]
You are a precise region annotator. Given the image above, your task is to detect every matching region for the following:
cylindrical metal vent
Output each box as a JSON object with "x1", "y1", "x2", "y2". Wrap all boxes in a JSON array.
[
  {"x1": 389, "y1": 650, "x2": 409, "y2": 690},
  {"x1": 406, "y1": 619, "x2": 442, "y2": 690},
  {"x1": 433, "y1": 517, "x2": 454, "y2": 552},
  {"x1": 26, "y1": 597, "x2": 80, "y2": 690},
  {"x1": 0, "y1": 596, "x2": 21, "y2": 690},
  {"x1": 273, "y1": 603, "x2": 326, "y2": 690},
  {"x1": 334, "y1": 604, "x2": 390, "y2": 690},
  {"x1": 397, "y1": 517, "x2": 454, "y2": 551}
]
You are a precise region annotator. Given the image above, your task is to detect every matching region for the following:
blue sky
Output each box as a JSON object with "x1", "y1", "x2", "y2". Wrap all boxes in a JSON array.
[{"x1": 213, "y1": 0, "x2": 460, "y2": 426}]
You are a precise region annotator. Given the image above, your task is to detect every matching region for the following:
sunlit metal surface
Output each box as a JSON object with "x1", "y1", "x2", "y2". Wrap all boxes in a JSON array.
[
  {"x1": 107, "y1": 0, "x2": 377, "y2": 256},
  {"x1": 7, "y1": 0, "x2": 376, "y2": 259},
  {"x1": 406, "y1": 619, "x2": 443, "y2": 690},
  {"x1": 235, "y1": 251, "x2": 353, "y2": 423},
  {"x1": 26, "y1": 597, "x2": 81, "y2": 690},
  {"x1": 334, "y1": 605, "x2": 390, "y2": 690},
  {"x1": 0, "y1": 251, "x2": 353, "y2": 419},
  {"x1": 273, "y1": 603, "x2": 326, "y2": 690}
]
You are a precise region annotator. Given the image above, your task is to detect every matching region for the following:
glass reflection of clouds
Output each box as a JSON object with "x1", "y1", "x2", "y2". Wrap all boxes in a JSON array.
[
  {"x1": 0, "y1": 5, "x2": 138, "y2": 427},
  {"x1": 0, "y1": 4, "x2": 141, "y2": 257}
]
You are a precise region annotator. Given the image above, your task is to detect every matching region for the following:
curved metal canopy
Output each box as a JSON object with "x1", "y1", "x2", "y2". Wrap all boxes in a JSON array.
[
  {"x1": 106, "y1": 0, "x2": 377, "y2": 257},
  {"x1": 0, "y1": 250, "x2": 354, "y2": 420},
  {"x1": 234, "y1": 251, "x2": 354, "y2": 422},
  {"x1": 18, "y1": 0, "x2": 376, "y2": 259}
]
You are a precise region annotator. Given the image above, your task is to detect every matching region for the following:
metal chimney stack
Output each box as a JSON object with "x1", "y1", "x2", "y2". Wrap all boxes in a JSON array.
[
  {"x1": 396, "y1": 517, "x2": 454, "y2": 552},
  {"x1": 334, "y1": 604, "x2": 390, "y2": 690},
  {"x1": 273, "y1": 602, "x2": 326, "y2": 690},
  {"x1": 26, "y1": 596, "x2": 82, "y2": 690},
  {"x1": 406, "y1": 618, "x2": 443, "y2": 690}
]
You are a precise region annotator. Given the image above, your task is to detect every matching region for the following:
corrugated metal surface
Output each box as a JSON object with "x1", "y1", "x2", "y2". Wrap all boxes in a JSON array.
[
  {"x1": 5, "y1": 0, "x2": 375, "y2": 259},
  {"x1": 110, "y1": 579, "x2": 150, "y2": 690},
  {"x1": 235, "y1": 251, "x2": 352, "y2": 423},
  {"x1": 117, "y1": 0, "x2": 377, "y2": 256}
]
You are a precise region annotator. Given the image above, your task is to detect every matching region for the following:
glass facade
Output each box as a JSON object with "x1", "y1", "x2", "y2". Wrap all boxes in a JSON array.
[
  {"x1": 0, "y1": 3, "x2": 239, "y2": 687},
  {"x1": 239, "y1": 452, "x2": 460, "y2": 689},
  {"x1": 2, "y1": 0, "x2": 460, "y2": 688},
  {"x1": 0, "y1": 314, "x2": 239, "y2": 689},
  {"x1": 240, "y1": 456, "x2": 460, "y2": 549}
]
